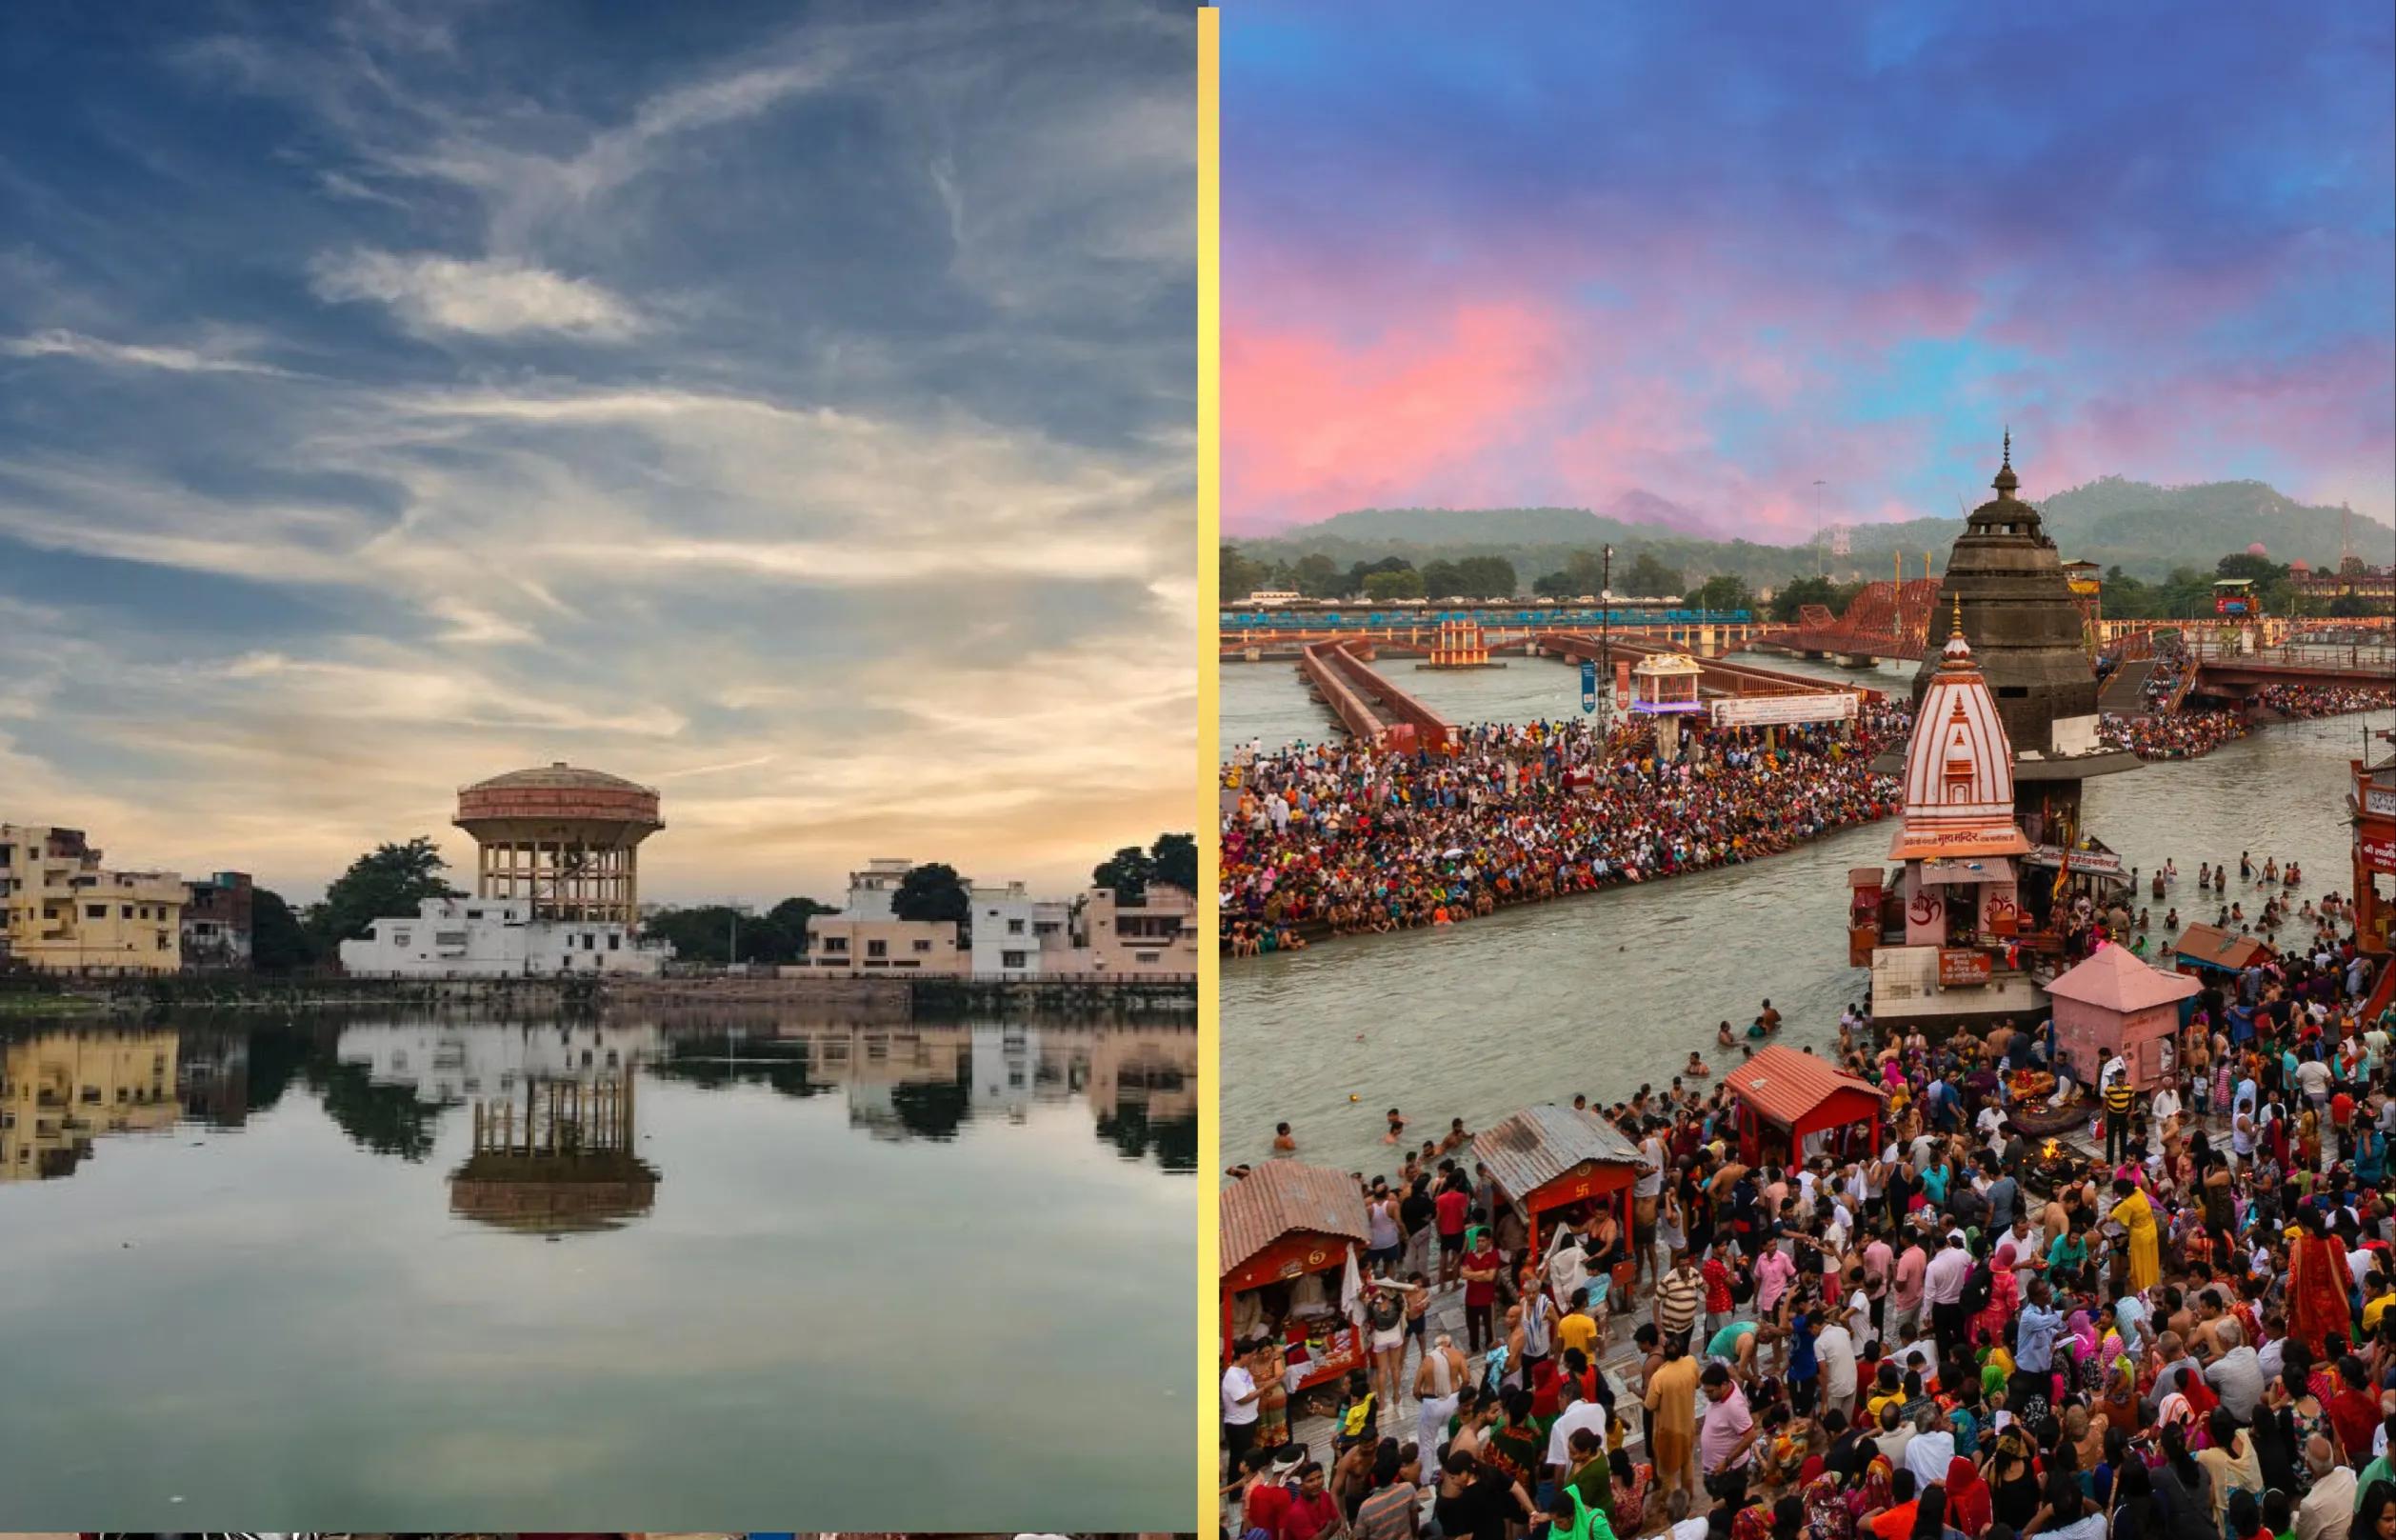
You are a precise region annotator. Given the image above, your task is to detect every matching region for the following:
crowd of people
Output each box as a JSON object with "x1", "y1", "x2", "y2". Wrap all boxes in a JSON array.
[
  {"x1": 2101, "y1": 685, "x2": 2393, "y2": 763},
  {"x1": 2102, "y1": 710, "x2": 2251, "y2": 761},
  {"x1": 2258, "y1": 687, "x2": 2396, "y2": 721},
  {"x1": 1223, "y1": 904, "x2": 2396, "y2": 1540},
  {"x1": 1221, "y1": 706, "x2": 1915, "y2": 955}
]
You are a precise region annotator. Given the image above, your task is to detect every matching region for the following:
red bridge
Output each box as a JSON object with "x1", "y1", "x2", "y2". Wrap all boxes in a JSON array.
[
  {"x1": 1297, "y1": 640, "x2": 1457, "y2": 750},
  {"x1": 1742, "y1": 578, "x2": 1944, "y2": 663}
]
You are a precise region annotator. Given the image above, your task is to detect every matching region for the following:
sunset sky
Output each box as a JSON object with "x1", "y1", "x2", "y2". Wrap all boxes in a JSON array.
[
  {"x1": 0, "y1": 1, "x2": 1194, "y2": 905},
  {"x1": 1223, "y1": 1, "x2": 2396, "y2": 538}
]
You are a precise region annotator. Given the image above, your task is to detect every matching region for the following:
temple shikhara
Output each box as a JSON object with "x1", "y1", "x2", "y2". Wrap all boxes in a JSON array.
[{"x1": 1855, "y1": 601, "x2": 2045, "y2": 1030}]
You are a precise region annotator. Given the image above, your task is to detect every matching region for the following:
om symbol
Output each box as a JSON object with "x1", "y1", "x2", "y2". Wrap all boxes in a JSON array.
[{"x1": 1908, "y1": 891, "x2": 1943, "y2": 926}]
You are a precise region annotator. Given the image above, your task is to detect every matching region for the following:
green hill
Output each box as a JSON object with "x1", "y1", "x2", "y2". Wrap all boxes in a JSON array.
[{"x1": 1233, "y1": 477, "x2": 2390, "y2": 589}]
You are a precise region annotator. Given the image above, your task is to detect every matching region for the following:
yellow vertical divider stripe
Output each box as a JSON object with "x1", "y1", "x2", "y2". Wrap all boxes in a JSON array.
[{"x1": 1195, "y1": 3, "x2": 1222, "y2": 1528}]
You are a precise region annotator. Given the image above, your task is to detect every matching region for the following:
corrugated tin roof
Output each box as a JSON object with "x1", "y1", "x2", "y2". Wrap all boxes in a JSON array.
[
  {"x1": 2173, "y1": 924, "x2": 2273, "y2": 970},
  {"x1": 2047, "y1": 943, "x2": 2203, "y2": 1013},
  {"x1": 1219, "y1": 1160, "x2": 1369, "y2": 1276},
  {"x1": 1471, "y1": 1104, "x2": 1653, "y2": 1209},
  {"x1": 1727, "y1": 1044, "x2": 1887, "y2": 1129}
]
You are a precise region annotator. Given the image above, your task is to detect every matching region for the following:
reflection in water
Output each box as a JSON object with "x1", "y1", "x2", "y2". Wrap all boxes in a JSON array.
[
  {"x1": 0, "y1": 1029, "x2": 180, "y2": 1181},
  {"x1": 0, "y1": 1013, "x2": 1193, "y2": 1522},
  {"x1": 0, "y1": 1016, "x2": 1198, "y2": 1184},
  {"x1": 450, "y1": 1071, "x2": 660, "y2": 1235},
  {"x1": 646, "y1": 1021, "x2": 1198, "y2": 1170}
]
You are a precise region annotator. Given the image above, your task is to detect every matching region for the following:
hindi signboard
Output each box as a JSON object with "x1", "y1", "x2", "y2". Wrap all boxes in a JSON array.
[
  {"x1": 1708, "y1": 692, "x2": 1858, "y2": 729},
  {"x1": 2365, "y1": 832, "x2": 2396, "y2": 876},
  {"x1": 1939, "y1": 949, "x2": 1994, "y2": 987},
  {"x1": 1580, "y1": 660, "x2": 1597, "y2": 713},
  {"x1": 2365, "y1": 786, "x2": 2396, "y2": 819}
]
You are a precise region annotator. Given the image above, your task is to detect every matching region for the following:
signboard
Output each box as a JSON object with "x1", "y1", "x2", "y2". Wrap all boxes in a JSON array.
[
  {"x1": 2023, "y1": 844, "x2": 2126, "y2": 878},
  {"x1": 2365, "y1": 786, "x2": 2396, "y2": 819},
  {"x1": 1709, "y1": 692, "x2": 1859, "y2": 729},
  {"x1": 2215, "y1": 594, "x2": 2251, "y2": 615},
  {"x1": 1939, "y1": 949, "x2": 1994, "y2": 987},
  {"x1": 1628, "y1": 698, "x2": 1707, "y2": 715},
  {"x1": 2365, "y1": 832, "x2": 2396, "y2": 875},
  {"x1": 2067, "y1": 579, "x2": 2103, "y2": 596},
  {"x1": 1580, "y1": 660, "x2": 1597, "y2": 714}
]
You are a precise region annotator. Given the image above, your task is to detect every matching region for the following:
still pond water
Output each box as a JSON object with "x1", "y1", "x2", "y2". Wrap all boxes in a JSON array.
[{"x1": 0, "y1": 1012, "x2": 1193, "y2": 1528}]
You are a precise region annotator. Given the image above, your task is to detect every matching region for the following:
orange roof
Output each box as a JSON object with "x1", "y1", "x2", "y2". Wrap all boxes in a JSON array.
[
  {"x1": 2047, "y1": 943, "x2": 2202, "y2": 1014},
  {"x1": 1219, "y1": 1161, "x2": 1369, "y2": 1276},
  {"x1": 1727, "y1": 1044, "x2": 1886, "y2": 1130}
]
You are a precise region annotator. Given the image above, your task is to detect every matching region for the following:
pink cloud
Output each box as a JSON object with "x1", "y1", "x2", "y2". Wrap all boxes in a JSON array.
[{"x1": 1224, "y1": 300, "x2": 1571, "y2": 530}]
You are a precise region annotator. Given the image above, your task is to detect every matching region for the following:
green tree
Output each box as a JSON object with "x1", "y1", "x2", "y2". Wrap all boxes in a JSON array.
[
  {"x1": 1221, "y1": 544, "x2": 1269, "y2": 599},
  {"x1": 1690, "y1": 573, "x2": 1754, "y2": 615},
  {"x1": 765, "y1": 896, "x2": 835, "y2": 957},
  {"x1": 892, "y1": 863, "x2": 971, "y2": 927},
  {"x1": 1291, "y1": 552, "x2": 1344, "y2": 598},
  {"x1": 642, "y1": 905, "x2": 748, "y2": 965},
  {"x1": 1623, "y1": 551, "x2": 1685, "y2": 598},
  {"x1": 308, "y1": 836, "x2": 461, "y2": 953},
  {"x1": 1454, "y1": 555, "x2": 1519, "y2": 598},
  {"x1": 1532, "y1": 569, "x2": 1578, "y2": 598},
  {"x1": 1419, "y1": 558, "x2": 1464, "y2": 598},
  {"x1": 1770, "y1": 574, "x2": 1838, "y2": 623},
  {"x1": 2214, "y1": 552, "x2": 2285, "y2": 584},
  {"x1": 250, "y1": 888, "x2": 315, "y2": 972},
  {"x1": 1149, "y1": 832, "x2": 1198, "y2": 893},
  {"x1": 1363, "y1": 568, "x2": 1426, "y2": 601},
  {"x1": 1093, "y1": 844, "x2": 1156, "y2": 902}
]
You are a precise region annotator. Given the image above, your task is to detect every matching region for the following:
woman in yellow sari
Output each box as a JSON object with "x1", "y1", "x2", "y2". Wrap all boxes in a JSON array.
[{"x1": 2109, "y1": 1176, "x2": 2160, "y2": 1292}]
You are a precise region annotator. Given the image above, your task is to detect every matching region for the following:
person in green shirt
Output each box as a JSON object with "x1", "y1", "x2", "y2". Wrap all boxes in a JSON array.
[
  {"x1": 1546, "y1": 1480, "x2": 1620, "y2": 1540},
  {"x1": 2047, "y1": 1230, "x2": 2087, "y2": 1276}
]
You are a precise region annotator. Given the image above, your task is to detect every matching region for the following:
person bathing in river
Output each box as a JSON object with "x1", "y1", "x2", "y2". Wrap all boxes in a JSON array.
[
  {"x1": 1687, "y1": 1051, "x2": 1713, "y2": 1078},
  {"x1": 1719, "y1": 1020, "x2": 1737, "y2": 1049}
]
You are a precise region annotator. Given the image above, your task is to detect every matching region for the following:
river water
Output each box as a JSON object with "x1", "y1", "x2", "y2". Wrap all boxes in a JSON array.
[
  {"x1": 1220, "y1": 651, "x2": 1910, "y2": 756},
  {"x1": 0, "y1": 1012, "x2": 1193, "y2": 1527},
  {"x1": 1221, "y1": 664, "x2": 2389, "y2": 1180}
]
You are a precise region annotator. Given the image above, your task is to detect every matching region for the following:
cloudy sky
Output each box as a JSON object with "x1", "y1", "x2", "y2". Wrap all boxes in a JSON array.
[
  {"x1": 0, "y1": 1, "x2": 1194, "y2": 906},
  {"x1": 1223, "y1": 1, "x2": 2395, "y2": 537}
]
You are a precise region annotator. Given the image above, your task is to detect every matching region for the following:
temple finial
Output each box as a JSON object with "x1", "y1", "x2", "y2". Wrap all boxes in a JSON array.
[
  {"x1": 1951, "y1": 590, "x2": 1964, "y2": 638},
  {"x1": 2002, "y1": 427, "x2": 2011, "y2": 470}
]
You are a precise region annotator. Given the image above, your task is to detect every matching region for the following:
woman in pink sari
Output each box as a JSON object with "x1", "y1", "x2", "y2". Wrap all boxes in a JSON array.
[{"x1": 1972, "y1": 1243, "x2": 2022, "y2": 1348}]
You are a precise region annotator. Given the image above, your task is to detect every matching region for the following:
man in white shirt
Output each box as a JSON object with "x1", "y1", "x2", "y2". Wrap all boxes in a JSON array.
[
  {"x1": 1924, "y1": 1230, "x2": 1973, "y2": 1353},
  {"x1": 1814, "y1": 1320, "x2": 1858, "y2": 1422},
  {"x1": 1221, "y1": 1339, "x2": 1262, "y2": 1467},
  {"x1": 1546, "y1": 1377, "x2": 1612, "y2": 1470},
  {"x1": 2293, "y1": 1434, "x2": 2354, "y2": 1540},
  {"x1": 1903, "y1": 1406, "x2": 1957, "y2": 1490}
]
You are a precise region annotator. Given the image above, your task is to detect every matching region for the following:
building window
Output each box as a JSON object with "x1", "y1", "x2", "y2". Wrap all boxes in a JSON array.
[
  {"x1": 1007, "y1": 918, "x2": 1025, "y2": 934},
  {"x1": 608, "y1": 934, "x2": 620, "y2": 950},
  {"x1": 1135, "y1": 951, "x2": 1159, "y2": 963},
  {"x1": 867, "y1": 939, "x2": 888, "y2": 958},
  {"x1": 1002, "y1": 950, "x2": 1028, "y2": 969},
  {"x1": 121, "y1": 904, "x2": 133, "y2": 919},
  {"x1": 393, "y1": 931, "x2": 411, "y2": 948},
  {"x1": 823, "y1": 937, "x2": 848, "y2": 952},
  {"x1": 86, "y1": 904, "x2": 107, "y2": 919},
  {"x1": 912, "y1": 939, "x2": 931, "y2": 952}
]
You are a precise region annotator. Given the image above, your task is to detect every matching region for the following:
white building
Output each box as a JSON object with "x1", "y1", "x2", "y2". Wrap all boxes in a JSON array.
[
  {"x1": 843, "y1": 858, "x2": 915, "y2": 921},
  {"x1": 334, "y1": 1022, "x2": 663, "y2": 1104},
  {"x1": 969, "y1": 883, "x2": 1046, "y2": 977},
  {"x1": 337, "y1": 896, "x2": 672, "y2": 978}
]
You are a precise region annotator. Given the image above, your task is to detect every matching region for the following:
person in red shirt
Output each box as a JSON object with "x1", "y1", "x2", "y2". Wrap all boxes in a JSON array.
[
  {"x1": 1435, "y1": 1178, "x2": 1471, "y2": 1288},
  {"x1": 1462, "y1": 1229, "x2": 1504, "y2": 1352},
  {"x1": 1702, "y1": 1247, "x2": 1737, "y2": 1337},
  {"x1": 1279, "y1": 1459, "x2": 1341, "y2": 1540}
]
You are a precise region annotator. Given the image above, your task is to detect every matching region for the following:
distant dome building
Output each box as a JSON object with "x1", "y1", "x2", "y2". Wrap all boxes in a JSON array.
[
  {"x1": 2246, "y1": 542, "x2": 2267, "y2": 557},
  {"x1": 1907, "y1": 435, "x2": 2138, "y2": 847},
  {"x1": 337, "y1": 763, "x2": 672, "y2": 978},
  {"x1": 454, "y1": 762, "x2": 664, "y2": 928}
]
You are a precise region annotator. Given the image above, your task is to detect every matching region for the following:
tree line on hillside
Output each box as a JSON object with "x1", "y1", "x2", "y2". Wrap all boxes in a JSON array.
[
  {"x1": 244, "y1": 831, "x2": 1198, "y2": 972},
  {"x1": 1223, "y1": 544, "x2": 1760, "y2": 612}
]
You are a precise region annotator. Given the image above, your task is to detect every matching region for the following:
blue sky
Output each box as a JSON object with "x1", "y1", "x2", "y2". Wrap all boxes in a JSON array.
[
  {"x1": 1221, "y1": 0, "x2": 2396, "y2": 538},
  {"x1": 0, "y1": 1, "x2": 1195, "y2": 903}
]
